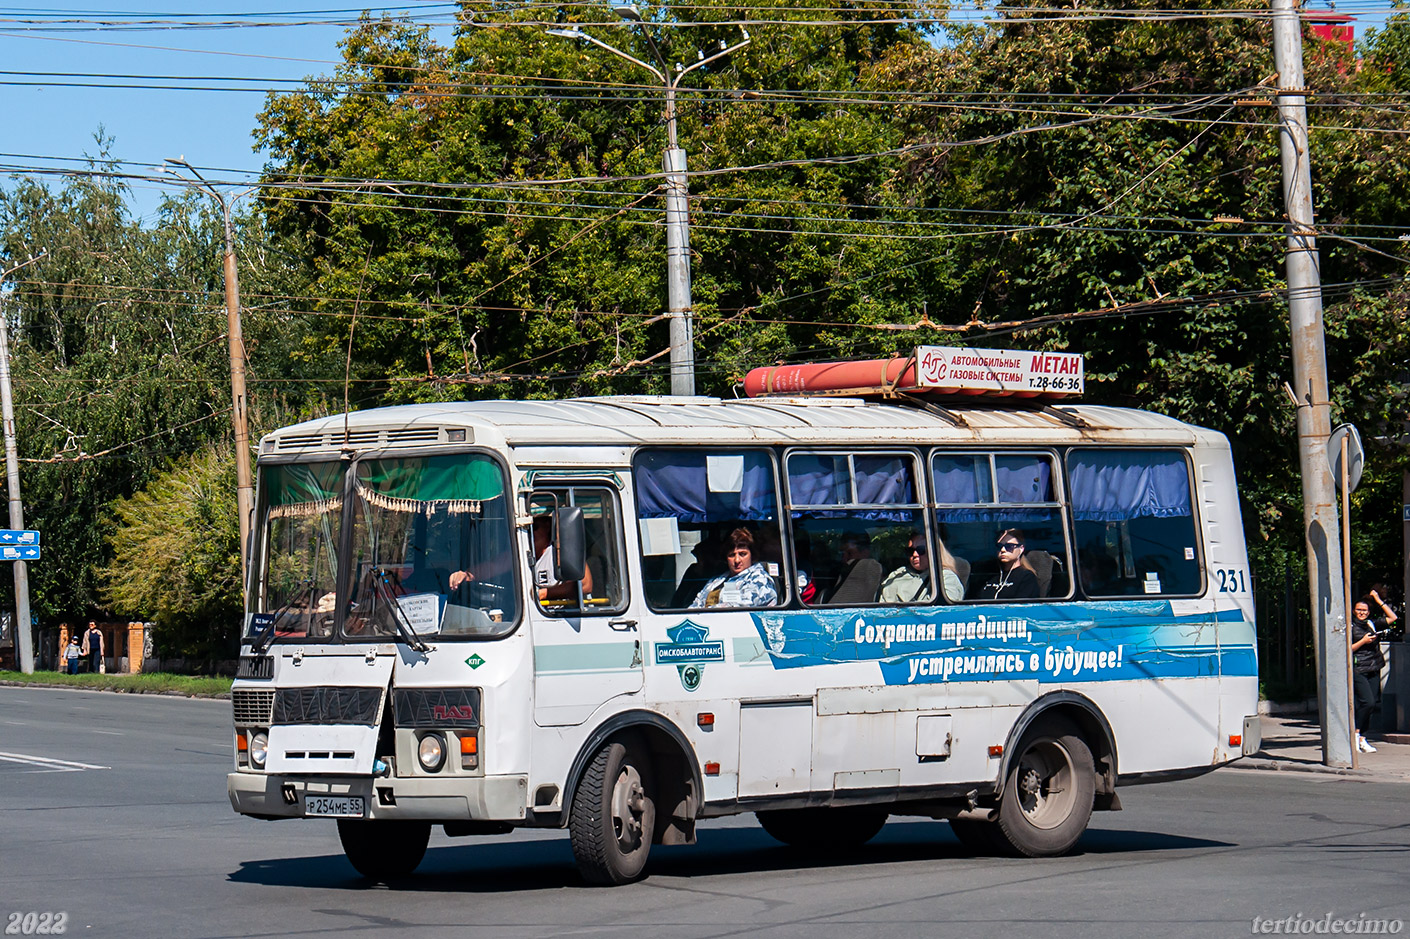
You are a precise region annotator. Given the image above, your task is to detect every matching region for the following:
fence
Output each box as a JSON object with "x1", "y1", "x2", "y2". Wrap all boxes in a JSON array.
[{"x1": 1254, "y1": 562, "x2": 1317, "y2": 702}]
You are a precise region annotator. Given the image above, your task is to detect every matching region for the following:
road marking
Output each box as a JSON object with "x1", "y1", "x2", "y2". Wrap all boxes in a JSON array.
[
  {"x1": 92, "y1": 730, "x2": 124, "y2": 736},
  {"x1": 0, "y1": 751, "x2": 110, "y2": 771}
]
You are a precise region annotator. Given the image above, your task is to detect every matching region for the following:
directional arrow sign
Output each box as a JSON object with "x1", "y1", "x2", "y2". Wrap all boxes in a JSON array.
[
  {"x1": 0, "y1": 530, "x2": 39, "y2": 545},
  {"x1": 0, "y1": 545, "x2": 40, "y2": 560}
]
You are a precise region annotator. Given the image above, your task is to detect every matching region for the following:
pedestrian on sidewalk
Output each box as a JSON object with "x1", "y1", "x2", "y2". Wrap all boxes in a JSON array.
[
  {"x1": 81, "y1": 621, "x2": 104, "y2": 674},
  {"x1": 63, "y1": 636, "x2": 81, "y2": 675},
  {"x1": 1351, "y1": 590, "x2": 1398, "y2": 753}
]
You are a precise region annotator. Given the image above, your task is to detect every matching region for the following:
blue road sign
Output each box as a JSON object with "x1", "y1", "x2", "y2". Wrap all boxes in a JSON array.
[
  {"x1": 0, "y1": 545, "x2": 40, "y2": 560},
  {"x1": 0, "y1": 529, "x2": 39, "y2": 545}
]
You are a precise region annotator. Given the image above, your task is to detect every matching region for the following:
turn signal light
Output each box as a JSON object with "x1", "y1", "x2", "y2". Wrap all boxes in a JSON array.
[
  {"x1": 460, "y1": 734, "x2": 478, "y2": 770},
  {"x1": 697, "y1": 713, "x2": 715, "y2": 728},
  {"x1": 704, "y1": 762, "x2": 720, "y2": 776},
  {"x1": 1229, "y1": 735, "x2": 1242, "y2": 748},
  {"x1": 236, "y1": 731, "x2": 248, "y2": 752},
  {"x1": 988, "y1": 745, "x2": 1004, "y2": 758}
]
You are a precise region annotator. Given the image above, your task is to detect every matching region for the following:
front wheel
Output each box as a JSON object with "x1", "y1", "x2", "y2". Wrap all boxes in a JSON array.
[
  {"x1": 993, "y1": 718, "x2": 1096, "y2": 857},
  {"x1": 569, "y1": 739, "x2": 657, "y2": 885},
  {"x1": 336, "y1": 819, "x2": 431, "y2": 882}
]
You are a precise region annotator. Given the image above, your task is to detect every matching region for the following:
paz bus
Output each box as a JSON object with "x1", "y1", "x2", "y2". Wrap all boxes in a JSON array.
[{"x1": 227, "y1": 347, "x2": 1260, "y2": 885}]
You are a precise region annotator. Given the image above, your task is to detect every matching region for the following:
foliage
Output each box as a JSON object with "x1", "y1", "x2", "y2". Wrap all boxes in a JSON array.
[
  {"x1": 0, "y1": 670, "x2": 232, "y2": 695},
  {"x1": 99, "y1": 446, "x2": 242, "y2": 663}
]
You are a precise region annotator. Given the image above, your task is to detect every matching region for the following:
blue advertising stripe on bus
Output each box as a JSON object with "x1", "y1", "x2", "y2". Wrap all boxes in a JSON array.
[{"x1": 750, "y1": 601, "x2": 1256, "y2": 683}]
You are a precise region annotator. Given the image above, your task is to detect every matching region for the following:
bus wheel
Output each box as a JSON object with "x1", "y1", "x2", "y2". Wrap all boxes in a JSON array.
[
  {"x1": 994, "y1": 718, "x2": 1095, "y2": 857},
  {"x1": 336, "y1": 819, "x2": 431, "y2": 881},
  {"x1": 569, "y1": 740, "x2": 656, "y2": 885},
  {"x1": 756, "y1": 807, "x2": 887, "y2": 850}
]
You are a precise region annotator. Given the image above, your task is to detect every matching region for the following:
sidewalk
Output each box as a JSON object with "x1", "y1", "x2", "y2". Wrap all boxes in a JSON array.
[{"x1": 1234, "y1": 715, "x2": 1410, "y2": 781}]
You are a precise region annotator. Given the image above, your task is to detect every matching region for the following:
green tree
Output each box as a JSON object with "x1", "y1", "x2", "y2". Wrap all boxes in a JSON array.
[{"x1": 99, "y1": 446, "x2": 241, "y2": 665}]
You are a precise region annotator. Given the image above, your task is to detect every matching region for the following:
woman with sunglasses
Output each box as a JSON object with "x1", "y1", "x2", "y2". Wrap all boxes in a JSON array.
[
  {"x1": 879, "y1": 532, "x2": 964, "y2": 603},
  {"x1": 973, "y1": 528, "x2": 1040, "y2": 601}
]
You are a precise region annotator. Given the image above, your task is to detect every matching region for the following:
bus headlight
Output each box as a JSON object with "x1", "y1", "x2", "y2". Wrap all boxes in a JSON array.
[
  {"x1": 249, "y1": 731, "x2": 269, "y2": 770},
  {"x1": 417, "y1": 733, "x2": 446, "y2": 772}
]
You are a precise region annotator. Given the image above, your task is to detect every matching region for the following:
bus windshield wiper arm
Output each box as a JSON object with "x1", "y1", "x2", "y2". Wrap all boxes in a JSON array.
[
  {"x1": 251, "y1": 578, "x2": 313, "y2": 655},
  {"x1": 372, "y1": 567, "x2": 430, "y2": 653}
]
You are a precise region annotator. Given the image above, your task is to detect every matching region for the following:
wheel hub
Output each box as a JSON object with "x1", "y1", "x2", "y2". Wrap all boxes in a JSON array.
[{"x1": 610, "y1": 765, "x2": 647, "y2": 851}]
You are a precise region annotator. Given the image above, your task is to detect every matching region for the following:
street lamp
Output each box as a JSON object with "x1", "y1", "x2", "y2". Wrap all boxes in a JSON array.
[
  {"x1": 159, "y1": 158, "x2": 255, "y2": 597},
  {"x1": 548, "y1": 12, "x2": 749, "y2": 396}
]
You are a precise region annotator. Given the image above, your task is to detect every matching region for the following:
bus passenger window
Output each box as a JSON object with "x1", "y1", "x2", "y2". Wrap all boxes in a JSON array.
[
  {"x1": 528, "y1": 487, "x2": 628, "y2": 615},
  {"x1": 787, "y1": 452, "x2": 930, "y2": 606},
  {"x1": 1067, "y1": 449, "x2": 1200, "y2": 597},
  {"x1": 932, "y1": 452, "x2": 1071, "y2": 602},
  {"x1": 633, "y1": 449, "x2": 783, "y2": 611}
]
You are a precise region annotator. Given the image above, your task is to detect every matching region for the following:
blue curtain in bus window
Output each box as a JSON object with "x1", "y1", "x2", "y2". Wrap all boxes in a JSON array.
[
  {"x1": 932, "y1": 455, "x2": 991, "y2": 504},
  {"x1": 1068, "y1": 450, "x2": 1191, "y2": 521},
  {"x1": 995, "y1": 455, "x2": 1053, "y2": 503},
  {"x1": 854, "y1": 455, "x2": 916, "y2": 504},
  {"x1": 787, "y1": 454, "x2": 849, "y2": 505},
  {"x1": 636, "y1": 451, "x2": 776, "y2": 522}
]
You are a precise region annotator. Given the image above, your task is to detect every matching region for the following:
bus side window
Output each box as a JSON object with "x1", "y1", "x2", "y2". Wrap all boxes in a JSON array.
[
  {"x1": 633, "y1": 449, "x2": 783, "y2": 611},
  {"x1": 1067, "y1": 449, "x2": 1200, "y2": 597},
  {"x1": 933, "y1": 451, "x2": 1071, "y2": 603},
  {"x1": 529, "y1": 487, "x2": 628, "y2": 615}
]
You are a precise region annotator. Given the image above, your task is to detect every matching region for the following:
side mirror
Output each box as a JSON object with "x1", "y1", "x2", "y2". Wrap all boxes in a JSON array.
[{"x1": 553, "y1": 506, "x2": 586, "y2": 584}]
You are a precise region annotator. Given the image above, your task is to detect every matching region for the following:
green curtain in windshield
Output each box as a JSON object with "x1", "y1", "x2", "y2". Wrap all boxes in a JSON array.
[
  {"x1": 356, "y1": 455, "x2": 504, "y2": 515},
  {"x1": 265, "y1": 462, "x2": 344, "y2": 518}
]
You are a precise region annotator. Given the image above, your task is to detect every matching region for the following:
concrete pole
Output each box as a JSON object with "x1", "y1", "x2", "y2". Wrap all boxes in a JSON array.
[
  {"x1": 220, "y1": 200, "x2": 255, "y2": 600},
  {"x1": 1272, "y1": 0, "x2": 1353, "y2": 767},
  {"x1": 0, "y1": 293, "x2": 34, "y2": 673},
  {"x1": 663, "y1": 142, "x2": 695, "y2": 397}
]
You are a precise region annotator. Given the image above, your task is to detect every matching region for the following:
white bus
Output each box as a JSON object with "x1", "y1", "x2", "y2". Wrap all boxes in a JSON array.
[{"x1": 228, "y1": 379, "x2": 1259, "y2": 885}]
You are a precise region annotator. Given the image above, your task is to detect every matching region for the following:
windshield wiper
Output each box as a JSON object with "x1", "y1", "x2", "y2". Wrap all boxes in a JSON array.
[
  {"x1": 372, "y1": 567, "x2": 430, "y2": 653},
  {"x1": 250, "y1": 578, "x2": 314, "y2": 655}
]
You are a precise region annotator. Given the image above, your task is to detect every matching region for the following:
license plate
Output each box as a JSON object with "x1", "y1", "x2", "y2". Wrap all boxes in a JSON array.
[{"x1": 304, "y1": 794, "x2": 365, "y2": 818}]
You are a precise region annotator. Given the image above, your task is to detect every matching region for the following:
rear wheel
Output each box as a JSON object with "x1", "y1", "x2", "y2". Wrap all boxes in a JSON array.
[
  {"x1": 992, "y1": 718, "x2": 1096, "y2": 857},
  {"x1": 569, "y1": 739, "x2": 656, "y2": 885},
  {"x1": 756, "y1": 807, "x2": 888, "y2": 851},
  {"x1": 336, "y1": 819, "x2": 431, "y2": 881}
]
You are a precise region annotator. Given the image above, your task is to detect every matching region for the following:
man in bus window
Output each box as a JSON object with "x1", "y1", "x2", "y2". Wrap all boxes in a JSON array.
[{"x1": 971, "y1": 529, "x2": 1040, "y2": 601}]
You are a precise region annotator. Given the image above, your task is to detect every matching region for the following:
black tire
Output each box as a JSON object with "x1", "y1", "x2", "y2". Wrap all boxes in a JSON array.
[
  {"x1": 569, "y1": 739, "x2": 657, "y2": 885},
  {"x1": 948, "y1": 817, "x2": 1006, "y2": 855},
  {"x1": 756, "y1": 807, "x2": 888, "y2": 851},
  {"x1": 336, "y1": 819, "x2": 431, "y2": 881},
  {"x1": 992, "y1": 718, "x2": 1096, "y2": 857}
]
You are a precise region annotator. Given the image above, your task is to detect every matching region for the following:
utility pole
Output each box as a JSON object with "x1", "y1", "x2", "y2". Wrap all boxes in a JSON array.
[
  {"x1": 1272, "y1": 0, "x2": 1353, "y2": 768},
  {"x1": 548, "y1": 8, "x2": 749, "y2": 396},
  {"x1": 162, "y1": 160, "x2": 255, "y2": 599},
  {"x1": 0, "y1": 252, "x2": 44, "y2": 674}
]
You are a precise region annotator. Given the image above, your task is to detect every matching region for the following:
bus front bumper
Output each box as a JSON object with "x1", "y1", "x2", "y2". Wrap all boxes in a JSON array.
[{"x1": 227, "y1": 771, "x2": 528, "y2": 822}]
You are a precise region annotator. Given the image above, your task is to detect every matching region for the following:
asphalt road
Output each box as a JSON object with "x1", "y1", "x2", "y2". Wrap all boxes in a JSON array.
[{"x1": 2, "y1": 685, "x2": 1408, "y2": 939}]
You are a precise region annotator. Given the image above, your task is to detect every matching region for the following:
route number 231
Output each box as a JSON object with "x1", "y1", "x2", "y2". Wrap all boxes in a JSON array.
[{"x1": 1216, "y1": 569, "x2": 1247, "y2": 593}]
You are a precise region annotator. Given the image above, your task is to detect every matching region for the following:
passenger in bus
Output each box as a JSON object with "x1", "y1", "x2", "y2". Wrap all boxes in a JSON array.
[
  {"x1": 828, "y1": 531, "x2": 883, "y2": 604},
  {"x1": 879, "y1": 532, "x2": 964, "y2": 604},
  {"x1": 448, "y1": 516, "x2": 591, "y2": 603},
  {"x1": 971, "y1": 528, "x2": 1040, "y2": 601},
  {"x1": 690, "y1": 528, "x2": 778, "y2": 608}
]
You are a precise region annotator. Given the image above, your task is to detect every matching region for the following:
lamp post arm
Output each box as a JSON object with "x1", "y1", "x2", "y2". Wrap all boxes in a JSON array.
[
  {"x1": 570, "y1": 30, "x2": 665, "y2": 84},
  {"x1": 671, "y1": 30, "x2": 750, "y2": 86}
]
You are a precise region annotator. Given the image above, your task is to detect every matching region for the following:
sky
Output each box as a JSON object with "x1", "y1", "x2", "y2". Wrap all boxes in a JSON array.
[
  {"x1": 0, "y1": 2, "x2": 458, "y2": 222},
  {"x1": 0, "y1": 1, "x2": 1399, "y2": 225}
]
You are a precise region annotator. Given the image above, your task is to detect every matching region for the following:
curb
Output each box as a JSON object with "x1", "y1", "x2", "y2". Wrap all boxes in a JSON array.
[
  {"x1": 1258, "y1": 698, "x2": 1318, "y2": 716},
  {"x1": 0, "y1": 679, "x2": 229, "y2": 699},
  {"x1": 1234, "y1": 756, "x2": 1372, "y2": 777}
]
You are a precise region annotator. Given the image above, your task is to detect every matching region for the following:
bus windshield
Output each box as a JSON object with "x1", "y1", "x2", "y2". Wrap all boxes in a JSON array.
[{"x1": 252, "y1": 453, "x2": 518, "y2": 642}]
